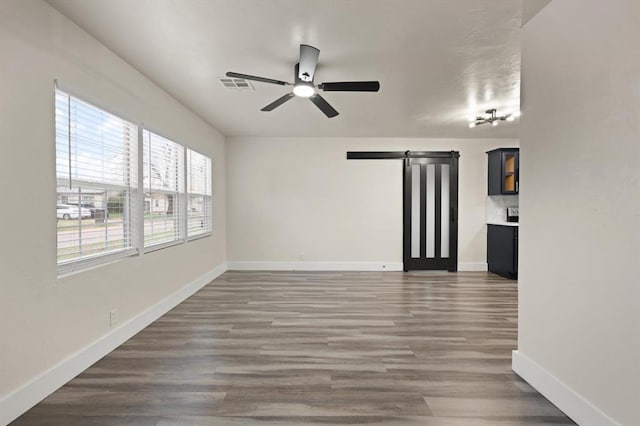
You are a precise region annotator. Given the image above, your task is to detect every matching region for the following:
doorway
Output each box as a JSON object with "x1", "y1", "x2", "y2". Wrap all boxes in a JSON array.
[{"x1": 347, "y1": 151, "x2": 459, "y2": 272}]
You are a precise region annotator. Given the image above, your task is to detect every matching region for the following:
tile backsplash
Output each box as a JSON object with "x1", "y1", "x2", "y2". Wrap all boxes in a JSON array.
[{"x1": 487, "y1": 195, "x2": 519, "y2": 223}]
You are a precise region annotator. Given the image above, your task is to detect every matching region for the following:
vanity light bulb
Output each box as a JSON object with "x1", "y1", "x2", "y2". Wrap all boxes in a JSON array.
[
  {"x1": 506, "y1": 115, "x2": 515, "y2": 122},
  {"x1": 469, "y1": 122, "x2": 476, "y2": 128},
  {"x1": 492, "y1": 120, "x2": 499, "y2": 126}
]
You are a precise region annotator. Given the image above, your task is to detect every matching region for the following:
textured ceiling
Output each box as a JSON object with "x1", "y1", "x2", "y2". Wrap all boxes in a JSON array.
[{"x1": 47, "y1": 0, "x2": 547, "y2": 138}]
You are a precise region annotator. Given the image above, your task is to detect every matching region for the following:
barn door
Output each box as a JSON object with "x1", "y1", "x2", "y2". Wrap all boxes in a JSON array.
[{"x1": 403, "y1": 155, "x2": 458, "y2": 271}]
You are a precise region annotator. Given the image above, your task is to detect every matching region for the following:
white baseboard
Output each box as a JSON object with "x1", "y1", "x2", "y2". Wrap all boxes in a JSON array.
[
  {"x1": 227, "y1": 261, "x2": 404, "y2": 271},
  {"x1": 0, "y1": 262, "x2": 228, "y2": 426},
  {"x1": 512, "y1": 350, "x2": 619, "y2": 426},
  {"x1": 228, "y1": 261, "x2": 487, "y2": 272},
  {"x1": 458, "y1": 262, "x2": 488, "y2": 272}
]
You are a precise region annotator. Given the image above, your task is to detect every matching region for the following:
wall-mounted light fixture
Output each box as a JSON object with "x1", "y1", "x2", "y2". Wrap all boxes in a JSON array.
[{"x1": 468, "y1": 109, "x2": 520, "y2": 128}]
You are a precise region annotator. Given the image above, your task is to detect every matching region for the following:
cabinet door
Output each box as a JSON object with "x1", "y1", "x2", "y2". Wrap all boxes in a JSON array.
[
  {"x1": 487, "y1": 151, "x2": 502, "y2": 195},
  {"x1": 501, "y1": 152, "x2": 518, "y2": 194},
  {"x1": 487, "y1": 148, "x2": 519, "y2": 195},
  {"x1": 487, "y1": 225, "x2": 517, "y2": 279},
  {"x1": 515, "y1": 152, "x2": 519, "y2": 193},
  {"x1": 513, "y1": 227, "x2": 518, "y2": 276}
]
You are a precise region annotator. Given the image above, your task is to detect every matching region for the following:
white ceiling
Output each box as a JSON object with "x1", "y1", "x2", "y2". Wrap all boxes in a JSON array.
[{"x1": 47, "y1": 0, "x2": 548, "y2": 138}]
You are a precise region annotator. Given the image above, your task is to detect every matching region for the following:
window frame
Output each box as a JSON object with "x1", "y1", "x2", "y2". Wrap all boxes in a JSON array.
[
  {"x1": 54, "y1": 83, "x2": 215, "y2": 276},
  {"x1": 55, "y1": 88, "x2": 140, "y2": 276},
  {"x1": 141, "y1": 128, "x2": 186, "y2": 253},
  {"x1": 186, "y1": 147, "x2": 213, "y2": 241}
]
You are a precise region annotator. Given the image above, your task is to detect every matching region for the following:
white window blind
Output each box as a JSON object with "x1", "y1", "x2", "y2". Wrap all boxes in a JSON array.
[
  {"x1": 186, "y1": 149, "x2": 212, "y2": 238},
  {"x1": 143, "y1": 129, "x2": 185, "y2": 249},
  {"x1": 55, "y1": 89, "x2": 138, "y2": 273}
]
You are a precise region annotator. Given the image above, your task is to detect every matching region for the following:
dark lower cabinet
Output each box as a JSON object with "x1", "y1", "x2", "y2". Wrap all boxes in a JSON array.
[{"x1": 487, "y1": 224, "x2": 518, "y2": 279}]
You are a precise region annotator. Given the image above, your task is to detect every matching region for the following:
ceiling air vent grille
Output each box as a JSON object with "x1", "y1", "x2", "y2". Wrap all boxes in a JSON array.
[{"x1": 219, "y1": 78, "x2": 254, "y2": 90}]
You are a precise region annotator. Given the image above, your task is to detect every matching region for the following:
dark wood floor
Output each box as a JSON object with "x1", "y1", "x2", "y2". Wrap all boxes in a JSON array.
[{"x1": 13, "y1": 271, "x2": 574, "y2": 425}]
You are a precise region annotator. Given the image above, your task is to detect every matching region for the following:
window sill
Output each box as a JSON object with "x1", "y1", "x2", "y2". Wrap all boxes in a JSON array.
[
  {"x1": 143, "y1": 239, "x2": 185, "y2": 254},
  {"x1": 187, "y1": 232, "x2": 212, "y2": 242},
  {"x1": 57, "y1": 248, "x2": 138, "y2": 278}
]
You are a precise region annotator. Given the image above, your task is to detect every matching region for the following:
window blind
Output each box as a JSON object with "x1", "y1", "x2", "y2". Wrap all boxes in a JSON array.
[
  {"x1": 55, "y1": 89, "x2": 138, "y2": 273},
  {"x1": 143, "y1": 129, "x2": 185, "y2": 248},
  {"x1": 186, "y1": 149, "x2": 212, "y2": 238}
]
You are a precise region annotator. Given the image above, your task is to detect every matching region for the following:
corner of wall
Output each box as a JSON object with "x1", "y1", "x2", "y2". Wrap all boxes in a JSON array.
[{"x1": 512, "y1": 351, "x2": 620, "y2": 426}]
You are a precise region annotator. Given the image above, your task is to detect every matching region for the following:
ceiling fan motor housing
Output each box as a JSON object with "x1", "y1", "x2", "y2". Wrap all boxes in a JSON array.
[{"x1": 293, "y1": 63, "x2": 315, "y2": 97}]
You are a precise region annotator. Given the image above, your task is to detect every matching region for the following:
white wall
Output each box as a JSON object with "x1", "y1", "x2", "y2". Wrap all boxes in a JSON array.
[
  {"x1": 227, "y1": 137, "x2": 518, "y2": 270},
  {"x1": 0, "y1": 0, "x2": 226, "y2": 416},
  {"x1": 516, "y1": 1, "x2": 640, "y2": 425}
]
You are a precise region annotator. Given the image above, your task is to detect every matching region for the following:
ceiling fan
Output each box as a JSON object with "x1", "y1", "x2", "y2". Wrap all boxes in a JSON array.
[{"x1": 226, "y1": 44, "x2": 380, "y2": 118}]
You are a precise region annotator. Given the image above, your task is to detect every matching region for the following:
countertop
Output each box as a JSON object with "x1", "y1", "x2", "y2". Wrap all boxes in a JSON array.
[{"x1": 487, "y1": 221, "x2": 519, "y2": 227}]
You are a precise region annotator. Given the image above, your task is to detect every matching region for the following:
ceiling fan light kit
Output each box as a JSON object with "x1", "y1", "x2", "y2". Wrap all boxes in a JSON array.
[
  {"x1": 293, "y1": 83, "x2": 315, "y2": 98},
  {"x1": 468, "y1": 109, "x2": 520, "y2": 128},
  {"x1": 226, "y1": 44, "x2": 380, "y2": 118}
]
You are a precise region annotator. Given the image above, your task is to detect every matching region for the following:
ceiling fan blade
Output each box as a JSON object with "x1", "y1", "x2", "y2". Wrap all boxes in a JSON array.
[
  {"x1": 298, "y1": 44, "x2": 320, "y2": 82},
  {"x1": 261, "y1": 93, "x2": 295, "y2": 111},
  {"x1": 319, "y1": 81, "x2": 380, "y2": 92},
  {"x1": 226, "y1": 72, "x2": 290, "y2": 86},
  {"x1": 309, "y1": 94, "x2": 339, "y2": 118}
]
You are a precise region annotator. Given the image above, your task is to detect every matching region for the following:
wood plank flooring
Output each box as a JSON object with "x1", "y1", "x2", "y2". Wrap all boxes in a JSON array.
[{"x1": 13, "y1": 271, "x2": 574, "y2": 425}]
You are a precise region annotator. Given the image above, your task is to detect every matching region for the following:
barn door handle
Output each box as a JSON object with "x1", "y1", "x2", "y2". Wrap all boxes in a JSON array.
[{"x1": 451, "y1": 207, "x2": 456, "y2": 222}]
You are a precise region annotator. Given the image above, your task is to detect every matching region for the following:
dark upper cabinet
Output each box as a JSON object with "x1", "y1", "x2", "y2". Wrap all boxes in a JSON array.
[{"x1": 487, "y1": 148, "x2": 519, "y2": 195}]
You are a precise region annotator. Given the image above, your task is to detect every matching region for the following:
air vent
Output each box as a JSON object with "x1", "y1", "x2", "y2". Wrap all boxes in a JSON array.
[{"x1": 219, "y1": 78, "x2": 254, "y2": 90}]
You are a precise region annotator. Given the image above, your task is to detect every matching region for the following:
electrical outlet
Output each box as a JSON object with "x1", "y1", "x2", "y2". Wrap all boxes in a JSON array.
[{"x1": 109, "y1": 309, "x2": 119, "y2": 327}]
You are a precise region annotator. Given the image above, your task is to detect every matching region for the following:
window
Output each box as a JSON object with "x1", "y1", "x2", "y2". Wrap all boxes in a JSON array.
[
  {"x1": 142, "y1": 130, "x2": 185, "y2": 249},
  {"x1": 55, "y1": 89, "x2": 138, "y2": 273},
  {"x1": 186, "y1": 149, "x2": 212, "y2": 238}
]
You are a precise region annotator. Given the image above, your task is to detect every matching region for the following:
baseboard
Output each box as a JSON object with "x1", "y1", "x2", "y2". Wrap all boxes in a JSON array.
[
  {"x1": 0, "y1": 262, "x2": 228, "y2": 426},
  {"x1": 512, "y1": 350, "x2": 619, "y2": 426},
  {"x1": 227, "y1": 261, "x2": 404, "y2": 271},
  {"x1": 228, "y1": 261, "x2": 487, "y2": 272},
  {"x1": 458, "y1": 262, "x2": 488, "y2": 272}
]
